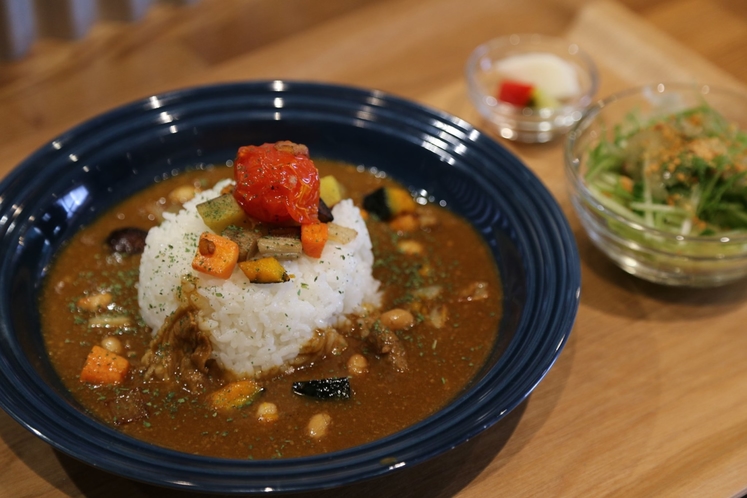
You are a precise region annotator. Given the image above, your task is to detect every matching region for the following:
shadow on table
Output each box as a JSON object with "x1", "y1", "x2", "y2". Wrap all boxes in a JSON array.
[{"x1": 574, "y1": 227, "x2": 747, "y2": 320}]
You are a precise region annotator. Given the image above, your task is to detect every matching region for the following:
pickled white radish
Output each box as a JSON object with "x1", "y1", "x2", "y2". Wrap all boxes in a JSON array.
[{"x1": 495, "y1": 53, "x2": 580, "y2": 100}]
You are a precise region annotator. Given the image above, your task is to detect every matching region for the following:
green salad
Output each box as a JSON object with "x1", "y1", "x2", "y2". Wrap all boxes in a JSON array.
[{"x1": 584, "y1": 104, "x2": 747, "y2": 237}]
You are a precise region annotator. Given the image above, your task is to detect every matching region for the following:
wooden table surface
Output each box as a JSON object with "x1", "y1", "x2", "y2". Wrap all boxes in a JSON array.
[{"x1": 3, "y1": 0, "x2": 747, "y2": 496}]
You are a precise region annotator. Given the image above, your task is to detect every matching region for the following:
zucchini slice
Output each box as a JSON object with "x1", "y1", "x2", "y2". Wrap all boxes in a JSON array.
[
  {"x1": 208, "y1": 380, "x2": 264, "y2": 411},
  {"x1": 196, "y1": 194, "x2": 246, "y2": 233}
]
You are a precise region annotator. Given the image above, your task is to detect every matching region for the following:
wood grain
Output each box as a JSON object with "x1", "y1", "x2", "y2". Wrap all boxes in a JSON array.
[{"x1": 2, "y1": 0, "x2": 747, "y2": 496}]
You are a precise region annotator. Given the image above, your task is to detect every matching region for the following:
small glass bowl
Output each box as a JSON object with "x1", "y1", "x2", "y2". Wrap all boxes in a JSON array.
[
  {"x1": 465, "y1": 34, "x2": 598, "y2": 143},
  {"x1": 565, "y1": 83, "x2": 747, "y2": 287}
]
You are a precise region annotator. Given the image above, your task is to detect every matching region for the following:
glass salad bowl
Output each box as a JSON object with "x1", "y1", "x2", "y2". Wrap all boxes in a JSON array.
[
  {"x1": 466, "y1": 34, "x2": 598, "y2": 143},
  {"x1": 565, "y1": 83, "x2": 747, "y2": 287}
]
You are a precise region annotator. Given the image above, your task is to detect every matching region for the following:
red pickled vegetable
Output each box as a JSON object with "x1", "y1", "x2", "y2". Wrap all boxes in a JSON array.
[
  {"x1": 496, "y1": 80, "x2": 534, "y2": 107},
  {"x1": 233, "y1": 142, "x2": 320, "y2": 225}
]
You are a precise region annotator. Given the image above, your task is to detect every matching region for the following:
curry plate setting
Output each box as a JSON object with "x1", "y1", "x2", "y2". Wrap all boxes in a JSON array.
[{"x1": 0, "y1": 81, "x2": 580, "y2": 493}]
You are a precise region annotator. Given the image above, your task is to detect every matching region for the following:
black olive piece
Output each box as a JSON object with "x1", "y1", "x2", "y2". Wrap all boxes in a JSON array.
[
  {"x1": 292, "y1": 377, "x2": 350, "y2": 400},
  {"x1": 106, "y1": 227, "x2": 148, "y2": 254},
  {"x1": 318, "y1": 198, "x2": 334, "y2": 223}
]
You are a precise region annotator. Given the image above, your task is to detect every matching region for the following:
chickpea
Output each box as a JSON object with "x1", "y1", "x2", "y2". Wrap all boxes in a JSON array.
[
  {"x1": 397, "y1": 239, "x2": 424, "y2": 256},
  {"x1": 380, "y1": 308, "x2": 415, "y2": 331},
  {"x1": 417, "y1": 211, "x2": 439, "y2": 229},
  {"x1": 256, "y1": 402, "x2": 278, "y2": 423},
  {"x1": 167, "y1": 184, "x2": 197, "y2": 204},
  {"x1": 347, "y1": 354, "x2": 368, "y2": 375},
  {"x1": 101, "y1": 336, "x2": 123, "y2": 355},
  {"x1": 307, "y1": 413, "x2": 331, "y2": 439},
  {"x1": 389, "y1": 213, "x2": 419, "y2": 233}
]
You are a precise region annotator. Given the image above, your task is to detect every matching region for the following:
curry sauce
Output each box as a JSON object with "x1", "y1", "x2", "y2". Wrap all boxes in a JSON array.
[{"x1": 40, "y1": 160, "x2": 502, "y2": 459}]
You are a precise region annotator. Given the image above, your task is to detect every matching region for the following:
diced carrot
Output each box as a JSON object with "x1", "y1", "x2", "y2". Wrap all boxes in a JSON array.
[
  {"x1": 80, "y1": 345, "x2": 130, "y2": 385},
  {"x1": 301, "y1": 222, "x2": 328, "y2": 258},
  {"x1": 191, "y1": 232, "x2": 239, "y2": 279},
  {"x1": 238, "y1": 257, "x2": 290, "y2": 283},
  {"x1": 208, "y1": 380, "x2": 263, "y2": 411}
]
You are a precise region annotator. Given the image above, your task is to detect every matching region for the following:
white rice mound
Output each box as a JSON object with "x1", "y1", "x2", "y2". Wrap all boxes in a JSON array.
[{"x1": 138, "y1": 179, "x2": 381, "y2": 377}]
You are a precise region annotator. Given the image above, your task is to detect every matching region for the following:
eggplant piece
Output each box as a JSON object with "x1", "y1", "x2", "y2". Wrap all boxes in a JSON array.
[
  {"x1": 106, "y1": 227, "x2": 148, "y2": 254},
  {"x1": 257, "y1": 235, "x2": 303, "y2": 259},
  {"x1": 362, "y1": 187, "x2": 416, "y2": 221},
  {"x1": 222, "y1": 225, "x2": 261, "y2": 261},
  {"x1": 292, "y1": 377, "x2": 351, "y2": 400},
  {"x1": 268, "y1": 226, "x2": 301, "y2": 237},
  {"x1": 318, "y1": 198, "x2": 334, "y2": 223}
]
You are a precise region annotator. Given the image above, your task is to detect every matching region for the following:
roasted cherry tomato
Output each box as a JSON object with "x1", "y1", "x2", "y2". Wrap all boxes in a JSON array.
[{"x1": 233, "y1": 142, "x2": 320, "y2": 225}]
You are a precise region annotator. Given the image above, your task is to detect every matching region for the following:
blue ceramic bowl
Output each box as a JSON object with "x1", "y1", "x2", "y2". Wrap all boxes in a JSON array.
[{"x1": 0, "y1": 81, "x2": 579, "y2": 493}]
